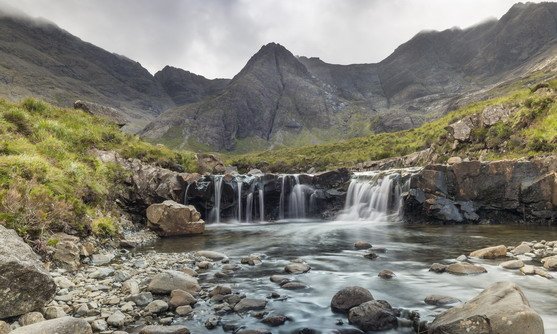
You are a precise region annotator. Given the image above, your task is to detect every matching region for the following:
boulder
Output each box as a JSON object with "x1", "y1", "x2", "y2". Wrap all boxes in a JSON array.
[
  {"x1": 424, "y1": 295, "x2": 461, "y2": 306},
  {"x1": 469, "y1": 245, "x2": 507, "y2": 259},
  {"x1": 169, "y1": 290, "x2": 197, "y2": 308},
  {"x1": 348, "y1": 300, "x2": 398, "y2": 332},
  {"x1": 446, "y1": 263, "x2": 487, "y2": 275},
  {"x1": 52, "y1": 240, "x2": 80, "y2": 271},
  {"x1": 10, "y1": 317, "x2": 92, "y2": 334},
  {"x1": 378, "y1": 270, "x2": 395, "y2": 279},
  {"x1": 284, "y1": 261, "x2": 311, "y2": 274},
  {"x1": 148, "y1": 270, "x2": 200, "y2": 294},
  {"x1": 500, "y1": 259, "x2": 524, "y2": 269},
  {"x1": 233, "y1": 298, "x2": 267, "y2": 312},
  {"x1": 428, "y1": 281, "x2": 544, "y2": 334},
  {"x1": 146, "y1": 200, "x2": 205, "y2": 236},
  {"x1": 145, "y1": 300, "x2": 169, "y2": 314},
  {"x1": 480, "y1": 105, "x2": 516, "y2": 126},
  {"x1": 447, "y1": 117, "x2": 475, "y2": 141},
  {"x1": 542, "y1": 255, "x2": 557, "y2": 270},
  {"x1": 19, "y1": 312, "x2": 45, "y2": 326},
  {"x1": 0, "y1": 226, "x2": 56, "y2": 318},
  {"x1": 512, "y1": 243, "x2": 532, "y2": 255},
  {"x1": 354, "y1": 241, "x2": 372, "y2": 250},
  {"x1": 331, "y1": 286, "x2": 374, "y2": 313},
  {"x1": 139, "y1": 325, "x2": 190, "y2": 334},
  {"x1": 107, "y1": 310, "x2": 126, "y2": 327}
]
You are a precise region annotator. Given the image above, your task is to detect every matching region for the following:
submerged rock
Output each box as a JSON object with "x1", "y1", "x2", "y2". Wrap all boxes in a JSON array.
[
  {"x1": 424, "y1": 295, "x2": 461, "y2": 306},
  {"x1": 429, "y1": 263, "x2": 448, "y2": 273},
  {"x1": 331, "y1": 286, "x2": 374, "y2": 314},
  {"x1": 378, "y1": 270, "x2": 395, "y2": 279},
  {"x1": 428, "y1": 281, "x2": 544, "y2": 334},
  {"x1": 146, "y1": 200, "x2": 205, "y2": 236},
  {"x1": 0, "y1": 225, "x2": 56, "y2": 318},
  {"x1": 11, "y1": 317, "x2": 92, "y2": 334},
  {"x1": 354, "y1": 241, "x2": 372, "y2": 250},
  {"x1": 469, "y1": 245, "x2": 507, "y2": 259},
  {"x1": 348, "y1": 300, "x2": 398, "y2": 332}
]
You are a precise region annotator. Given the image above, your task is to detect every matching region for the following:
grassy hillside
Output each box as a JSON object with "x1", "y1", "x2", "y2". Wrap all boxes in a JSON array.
[
  {"x1": 0, "y1": 98, "x2": 196, "y2": 243},
  {"x1": 227, "y1": 80, "x2": 557, "y2": 172}
]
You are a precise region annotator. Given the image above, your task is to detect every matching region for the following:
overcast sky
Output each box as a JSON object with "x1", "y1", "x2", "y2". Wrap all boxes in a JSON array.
[{"x1": 0, "y1": 0, "x2": 542, "y2": 79}]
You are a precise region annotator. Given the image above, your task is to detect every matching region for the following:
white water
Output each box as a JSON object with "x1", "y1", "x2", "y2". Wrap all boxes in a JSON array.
[
  {"x1": 183, "y1": 182, "x2": 192, "y2": 206},
  {"x1": 210, "y1": 176, "x2": 224, "y2": 224},
  {"x1": 236, "y1": 180, "x2": 242, "y2": 221}
]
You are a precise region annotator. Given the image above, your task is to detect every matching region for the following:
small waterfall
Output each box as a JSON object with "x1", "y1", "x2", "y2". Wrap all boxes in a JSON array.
[
  {"x1": 277, "y1": 174, "x2": 315, "y2": 220},
  {"x1": 236, "y1": 180, "x2": 243, "y2": 221},
  {"x1": 279, "y1": 176, "x2": 287, "y2": 220},
  {"x1": 210, "y1": 176, "x2": 224, "y2": 223},
  {"x1": 183, "y1": 182, "x2": 192, "y2": 205},
  {"x1": 246, "y1": 192, "x2": 254, "y2": 223},
  {"x1": 258, "y1": 188, "x2": 265, "y2": 221}
]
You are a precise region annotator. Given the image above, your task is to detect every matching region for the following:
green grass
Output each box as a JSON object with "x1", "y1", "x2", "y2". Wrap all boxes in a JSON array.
[
  {"x1": 0, "y1": 98, "x2": 197, "y2": 242},
  {"x1": 227, "y1": 80, "x2": 557, "y2": 173}
]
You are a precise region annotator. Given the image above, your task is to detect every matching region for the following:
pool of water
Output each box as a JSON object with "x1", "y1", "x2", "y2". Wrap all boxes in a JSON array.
[{"x1": 144, "y1": 218, "x2": 557, "y2": 333}]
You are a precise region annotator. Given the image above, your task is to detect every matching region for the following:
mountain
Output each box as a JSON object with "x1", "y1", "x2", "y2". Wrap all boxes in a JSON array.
[{"x1": 142, "y1": 2, "x2": 557, "y2": 151}]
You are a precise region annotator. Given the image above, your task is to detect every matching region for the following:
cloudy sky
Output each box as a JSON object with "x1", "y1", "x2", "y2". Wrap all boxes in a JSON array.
[{"x1": 0, "y1": 0, "x2": 541, "y2": 78}]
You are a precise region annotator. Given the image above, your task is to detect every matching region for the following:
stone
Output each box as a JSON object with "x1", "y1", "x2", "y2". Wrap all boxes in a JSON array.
[
  {"x1": 429, "y1": 263, "x2": 448, "y2": 273},
  {"x1": 542, "y1": 255, "x2": 557, "y2": 270},
  {"x1": 241, "y1": 254, "x2": 262, "y2": 265},
  {"x1": 44, "y1": 306, "x2": 66, "y2": 319},
  {"x1": 270, "y1": 275, "x2": 290, "y2": 284},
  {"x1": 354, "y1": 241, "x2": 372, "y2": 250},
  {"x1": 261, "y1": 315, "x2": 288, "y2": 326},
  {"x1": 281, "y1": 281, "x2": 307, "y2": 290},
  {"x1": 18, "y1": 312, "x2": 45, "y2": 326},
  {"x1": 145, "y1": 300, "x2": 169, "y2": 314},
  {"x1": 122, "y1": 279, "x2": 140, "y2": 295},
  {"x1": 363, "y1": 252, "x2": 378, "y2": 260},
  {"x1": 90, "y1": 267, "x2": 114, "y2": 279},
  {"x1": 520, "y1": 265, "x2": 536, "y2": 275},
  {"x1": 147, "y1": 200, "x2": 205, "y2": 236},
  {"x1": 535, "y1": 267, "x2": 553, "y2": 279},
  {"x1": 0, "y1": 226, "x2": 56, "y2": 318},
  {"x1": 90, "y1": 253, "x2": 114, "y2": 266},
  {"x1": 107, "y1": 310, "x2": 126, "y2": 327},
  {"x1": 53, "y1": 276, "x2": 74, "y2": 289},
  {"x1": 348, "y1": 300, "x2": 398, "y2": 332},
  {"x1": 10, "y1": 317, "x2": 92, "y2": 334},
  {"x1": 500, "y1": 259, "x2": 524, "y2": 269},
  {"x1": 233, "y1": 299, "x2": 267, "y2": 312},
  {"x1": 512, "y1": 243, "x2": 532, "y2": 255},
  {"x1": 176, "y1": 305, "x2": 193, "y2": 316},
  {"x1": 91, "y1": 319, "x2": 108, "y2": 332},
  {"x1": 0, "y1": 321, "x2": 9, "y2": 334},
  {"x1": 53, "y1": 241, "x2": 80, "y2": 271},
  {"x1": 170, "y1": 289, "x2": 197, "y2": 308},
  {"x1": 209, "y1": 285, "x2": 232, "y2": 297},
  {"x1": 447, "y1": 157, "x2": 462, "y2": 165},
  {"x1": 424, "y1": 295, "x2": 461, "y2": 306},
  {"x1": 469, "y1": 245, "x2": 507, "y2": 259},
  {"x1": 127, "y1": 292, "x2": 154, "y2": 306},
  {"x1": 481, "y1": 105, "x2": 515, "y2": 126},
  {"x1": 446, "y1": 263, "x2": 487, "y2": 275},
  {"x1": 204, "y1": 316, "x2": 220, "y2": 329},
  {"x1": 378, "y1": 270, "x2": 395, "y2": 279},
  {"x1": 331, "y1": 286, "x2": 374, "y2": 314},
  {"x1": 139, "y1": 325, "x2": 190, "y2": 334},
  {"x1": 195, "y1": 250, "x2": 228, "y2": 261},
  {"x1": 428, "y1": 281, "x2": 544, "y2": 334},
  {"x1": 285, "y1": 261, "x2": 310, "y2": 274},
  {"x1": 148, "y1": 270, "x2": 200, "y2": 294},
  {"x1": 448, "y1": 117, "x2": 475, "y2": 141}
]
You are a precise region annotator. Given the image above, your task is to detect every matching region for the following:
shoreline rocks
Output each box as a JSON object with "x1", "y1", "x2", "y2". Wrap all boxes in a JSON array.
[{"x1": 146, "y1": 200, "x2": 205, "y2": 236}]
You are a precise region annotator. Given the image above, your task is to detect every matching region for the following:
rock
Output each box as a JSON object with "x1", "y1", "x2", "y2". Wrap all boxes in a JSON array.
[
  {"x1": 448, "y1": 117, "x2": 475, "y2": 141},
  {"x1": 241, "y1": 254, "x2": 262, "y2": 265},
  {"x1": 11, "y1": 317, "x2": 92, "y2": 334},
  {"x1": 469, "y1": 245, "x2": 507, "y2": 259},
  {"x1": 363, "y1": 252, "x2": 378, "y2": 260},
  {"x1": 446, "y1": 263, "x2": 487, "y2": 275},
  {"x1": 91, "y1": 319, "x2": 108, "y2": 332},
  {"x1": 285, "y1": 261, "x2": 310, "y2": 274},
  {"x1": 481, "y1": 105, "x2": 515, "y2": 126},
  {"x1": 90, "y1": 267, "x2": 114, "y2": 279},
  {"x1": 209, "y1": 285, "x2": 232, "y2": 297},
  {"x1": 281, "y1": 281, "x2": 307, "y2": 290},
  {"x1": 53, "y1": 276, "x2": 74, "y2": 289},
  {"x1": 535, "y1": 267, "x2": 553, "y2": 279},
  {"x1": 262, "y1": 315, "x2": 288, "y2": 326},
  {"x1": 169, "y1": 290, "x2": 197, "y2": 308},
  {"x1": 270, "y1": 275, "x2": 290, "y2": 284},
  {"x1": 0, "y1": 321, "x2": 9, "y2": 334},
  {"x1": 139, "y1": 325, "x2": 190, "y2": 334},
  {"x1": 429, "y1": 263, "x2": 448, "y2": 273},
  {"x1": 107, "y1": 310, "x2": 126, "y2": 327},
  {"x1": 148, "y1": 270, "x2": 200, "y2": 294},
  {"x1": 378, "y1": 270, "x2": 395, "y2": 279},
  {"x1": 18, "y1": 312, "x2": 45, "y2": 326},
  {"x1": 331, "y1": 286, "x2": 374, "y2": 314},
  {"x1": 146, "y1": 200, "x2": 205, "y2": 236},
  {"x1": 542, "y1": 255, "x2": 557, "y2": 270},
  {"x1": 122, "y1": 279, "x2": 140, "y2": 295},
  {"x1": 500, "y1": 259, "x2": 524, "y2": 269},
  {"x1": 0, "y1": 226, "x2": 56, "y2": 318},
  {"x1": 204, "y1": 316, "x2": 220, "y2": 329},
  {"x1": 428, "y1": 281, "x2": 544, "y2": 334},
  {"x1": 53, "y1": 241, "x2": 80, "y2": 271},
  {"x1": 44, "y1": 306, "x2": 66, "y2": 319},
  {"x1": 455, "y1": 254, "x2": 468, "y2": 262},
  {"x1": 175, "y1": 305, "x2": 193, "y2": 316},
  {"x1": 520, "y1": 265, "x2": 536, "y2": 275},
  {"x1": 127, "y1": 292, "x2": 154, "y2": 307},
  {"x1": 447, "y1": 157, "x2": 462, "y2": 165},
  {"x1": 196, "y1": 250, "x2": 228, "y2": 261},
  {"x1": 512, "y1": 243, "x2": 532, "y2": 255},
  {"x1": 424, "y1": 295, "x2": 461, "y2": 306},
  {"x1": 146, "y1": 300, "x2": 169, "y2": 314},
  {"x1": 348, "y1": 300, "x2": 398, "y2": 332},
  {"x1": 90, "y1": 253, "x2": 115, "y2": 266},
  {"x1": 354, "y1": 241, "x2": 372, "y2": 250},
  {"x1": 233, "y1": 299, "x2": 267, "y2": 312}
]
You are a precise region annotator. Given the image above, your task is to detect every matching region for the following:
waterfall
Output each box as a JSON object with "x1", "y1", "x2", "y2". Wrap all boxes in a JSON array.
[
  {"x1": 183, "y1": 182, "x2": 192, "y2": 205},
  {"x1": 210, "y1": 176, "x2": 224, "y2": 223},
  {"x1": 258, "y1": 188, "x2": 265, "y2": 221},
  {"x1": 236, "y1": 180, "x2": 242, "y2": 221},
  {"x1": 279, "y1": 175, "x2": 286, "y2": 220},
  {"x1": 339, "y1": 169, "x2": 419, "y2": 221}
]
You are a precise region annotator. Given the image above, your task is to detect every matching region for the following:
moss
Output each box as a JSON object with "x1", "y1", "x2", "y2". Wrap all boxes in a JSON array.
[{"x1": 91, "y1": 217, "x2": 117, "y2": 237}]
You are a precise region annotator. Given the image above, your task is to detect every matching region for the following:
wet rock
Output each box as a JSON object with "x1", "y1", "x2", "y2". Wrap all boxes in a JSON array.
[
  {"x1": 10, "y1": 317, "x2": 92, "y2": 334},
  {"x1": 0, "y1": 226, "x2": 57, "y2": 319},
  {"x1": 145, "y1": 300, "x2": 169, "y2": 314},
  {"x1": 210, "y1": 285, "x2": 232, "y2": 297},
  {"x1": 139, "y1": 325, "x2": 190, "y2": 334},
  {"x1": 424, "y1": 295, "x2": 461, "y2": 306},
  {"x1": 107, "y1": 310, "x2": 126, "y2": 327},
  {"x1": 196, "y1": 250, "x2": 228, "y2": 261},
  {"x1": 428, "y1": 281, "x2": 544, "y2": 334},
  {"x1": 331, "y1": 286, "x2": 374, "y2": 314},
  {"x1": 233, "y1": 298, "x2": 267, "y2": 312},
  {"x1": 534, "y1": 267, "x2": 553, "y2": 279},
  {"x1": 378, "y1": 270, "x2": 395, "y2": 279},
  {"x1": 262, "y1": 315, "x2": 288, "y2": 326},
  {"x1": 542, "y1": 255, "x2": 557, "y2": 270},
  {"x1": 363, "y1": 252, "x2": 378, "y2": 260},
  {"x1": 285, "y1": 261, "x2": 310, "y2": 274},
  {"x1": 176, "y1": 305, "x2": 193, "y2": 316},
  {"x1": 148, "y1": 270, "x2": 200, "y2": 294},
  {"x1": 354, "y1": 241, "x2": 372, "y2": 250},
  {"x1": 348, "y1": 300, "x2": 398, "y2": 332},
  {"x1": 235, "y1": 330, "x2": 271, "y2": 334},
  {"x1": 128, "y1": 292, "x2": 154, "y2": 307},
  {"x1": 241, "y1": 254, "x2": 262, "y2": 265},
  {"x1": 500, "y1": 259, "x2": 524, "y2": 269},
  {"x1": 511, "y1": 243, "x2": 532, "y2": 255},
  {"x1": 455, "y1": 255, "x2": 467, "y2": 262},
  {"x1": 169, "y1": 289, "x2": 197, "y2": 308},
  {"x1": 520, "y1": 265, "x2": 536, "y2": 275},
  {"x1": 469, "y1": 245, "x2": 507, "y2": 259},
  {"x1": 429, "y1": 263, "x2": 448, "y2": 273},
  {"x1": 147, "y1": 200, "x2": 205, "y2": 236},
  {"x1": 446, "y1": 263, "x2": 487, "y2": 275},
  {"x1": 270, "y1": 275, "x2": 290, "y2": 284},
  {"x1": 18, "y1": 312, "x2": 45, "y2": 326},
  {"x1": 204, "y1": 316, "x2": 220, "y2": 329},
  {"x1": 281, "y1": 281, "x2": 307, "y2": 290}
]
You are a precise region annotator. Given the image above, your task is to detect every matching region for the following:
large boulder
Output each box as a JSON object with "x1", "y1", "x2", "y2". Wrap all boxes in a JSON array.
[
  {"x1": 146, "y1": 200, "x2": 205, "y2": 237},
  {"x1": 0, "y1": 226, "x2": 56, "y2": 318},
  {"x1": 331, "y1": 286, "x2": 374, "y2": 313},
  {"x1": 428, "y1": 281, "x2": 544, "y2": 334},
  {"x1": 469, "y1": 245, "x2": 507, "y2": 259},
  {"x1": 11, "y1": 317, "x2": 92, "y2": 334},
  {"x1": 148, "y1": 270, "x2": 201, "y2": 294},
  {"x1": 348, "y1": 300, "x2": 398, "y2": 332}
]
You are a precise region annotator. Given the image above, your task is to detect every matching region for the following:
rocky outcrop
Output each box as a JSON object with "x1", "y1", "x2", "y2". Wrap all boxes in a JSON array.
[
  {"x1": 0, "y1": 225, "x2": 56, "y2": 319},
  {"x1": 74, "y1": 100, "x2": 127, "y2": 127},
  {"x1": 146, "y1": 200, "x2": 204, "y2": 236},
  {"x1": 428, "y1": 281, "x2": 544, "y2": 334},
  {"x1": 403, "y1": 156, "x2": 557, "y2": 224}
]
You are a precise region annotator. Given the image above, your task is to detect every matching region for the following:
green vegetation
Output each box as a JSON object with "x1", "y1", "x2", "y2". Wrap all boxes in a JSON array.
[
  {"x1": 228, "y1": 80, "x2": 557, "y2": 172},
  {"x1": 0, "y1": 98, "x2": 196, "y2": 242}
]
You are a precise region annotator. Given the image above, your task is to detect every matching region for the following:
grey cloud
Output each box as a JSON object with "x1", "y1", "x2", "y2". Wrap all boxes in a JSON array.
[{"x1": 0, "y1": 0, "x2": 543, "y2": 78}]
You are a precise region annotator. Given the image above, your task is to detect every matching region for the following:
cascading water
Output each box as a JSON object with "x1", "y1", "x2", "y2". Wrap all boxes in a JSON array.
[
  {"x1": 236, "y1": 180, "x2": 243, "y2": 221},
  {"x1": 210, "y1": 176, "x2": 224, "y2": 224},
  {"x1": 183, "y1": 182, "x2": 192, "y2": 205},
  {"x1": 278, "y1": 174, "x2": 315, "y2": 220}
]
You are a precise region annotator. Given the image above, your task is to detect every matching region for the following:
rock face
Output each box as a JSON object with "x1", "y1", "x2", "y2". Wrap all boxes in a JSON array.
[
  {"x1": 10, "y1": 317, "x2": 92, "y2": 334},
  {"x1": 146, "y1": 200, "x2": 205, "y2": 236},
  {"x1": 428, "y1": 281, "x2": 544, "y2": 334},
  {"x1": 0, "y1": 225, "x2": 56, "y2": 318},
  {"x1": 403, "y1": 156, "x2": 557, "y2": 224}
]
